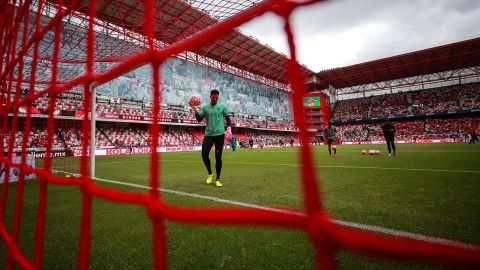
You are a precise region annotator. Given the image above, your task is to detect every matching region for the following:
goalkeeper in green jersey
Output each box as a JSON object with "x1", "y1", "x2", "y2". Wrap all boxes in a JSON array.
[{"x1": 190, "y1": 89, "x2": 232, "y2": 187}]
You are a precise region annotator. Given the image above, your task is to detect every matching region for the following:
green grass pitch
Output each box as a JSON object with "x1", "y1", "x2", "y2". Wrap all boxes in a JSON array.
[{"x1": 1, "y1": 143, "x2": 479, "y2": 269}]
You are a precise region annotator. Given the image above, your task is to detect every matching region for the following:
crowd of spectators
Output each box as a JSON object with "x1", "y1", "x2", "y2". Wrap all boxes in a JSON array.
[
  {"x1": 336, "y1": 116, "x2": 479, "y2": 142},
  {"x1": 333, "y1": 83, "x2": 480, "y2": 120},
  {"x1": 370, "y1": 92, "x2": 410, "y2": 117},
  {"x1": 18, "y1": 92, "x2": 295, "y2": 130},
  {"x1": 7, "y1": 82, "x2": 479, "y2": 151},
  {"x1": 336, "y1": 125, "x2": 369, "y2": 142},
  {"x1": 3, "y1": 125, "x2": 202, "y2": 151},
  {"x1": 3, "y1": 124, "x2": 300, "y2": 152},
  {"x1": 245, "y1": 131, "x2": 298, "y2": 147},
  {"x1": 5, "y1": 114, "x2": 478, "y2": 152},
  {"x1": 333, "y1": 97, "x2": 370, "y2": 120}
]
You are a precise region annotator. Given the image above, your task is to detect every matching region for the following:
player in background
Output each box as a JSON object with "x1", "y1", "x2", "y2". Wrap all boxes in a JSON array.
[
  {"x1": 469, "y1": 129, "x2": 479, "y2": 144},
  {"x1": 190, "y1": 89, "x2": 232, "y2": 187},
  {"x1": 249, "y1": 137, "x2": 254, "y2": 149},
  {"x1": 230, "y1": 135, "x2": 238, "y2": 153},
  {"x1": 382, "y1": 120, "x2": 396, "y2": 156},
  {"x1": 324, "y1": 122, "x2": 337, "y2": 157}
]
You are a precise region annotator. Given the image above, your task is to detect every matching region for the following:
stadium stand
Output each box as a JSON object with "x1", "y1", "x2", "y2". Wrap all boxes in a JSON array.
[
  {"x1": 8, "y1": 82, "x2": 479, "y2": 151},
  {"x1": 336, "y1": 116, "x2": 479, "y2": 143},
  {"x1": 332, "y1": 82, "x2": 479, "y2": 144},
  {"x1": 333, "y1": 97, "x2": 370, "y2": 120},
  {"x1": 333, "y1": 83, "x2": 480, "y2": 120}
]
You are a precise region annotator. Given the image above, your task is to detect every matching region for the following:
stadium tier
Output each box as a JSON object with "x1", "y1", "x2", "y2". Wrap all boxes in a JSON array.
[
  {"x1": 337, "y1": 116, "x2": 479, "y2": 143},
  {"x1": 6, "y1": 90, "x2": 297, "y2": 130},
  {"x1": 2, "y1": 121, "x2": 299, "y2": 152},
  {"x1": 6, "y1": 81, "x2": 478, "y2": 151},
  {"x1": 332, "y1": 83, "x2": 480, "y2": 121}
]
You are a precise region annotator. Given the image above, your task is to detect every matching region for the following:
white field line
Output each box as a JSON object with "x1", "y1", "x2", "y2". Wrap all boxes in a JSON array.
[
  {"x1": 95, "y1": 159, "x2": 480, "y2": 174},
  {"x1": 49, "y1": 168, "x2": 477, "y2": 250},
  {"x1": 90, "y1": 176, "x2": 477, "y2": 250},
  {"x1": 248, "y1": 149, "x2": 480, "y2": 153},
  {"x1": 94, "y1": 177, "x2": 301, "y2": 215}
]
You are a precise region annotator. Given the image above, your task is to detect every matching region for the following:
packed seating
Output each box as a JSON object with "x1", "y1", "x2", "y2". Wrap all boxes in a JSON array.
[
  {"x1": 337, "y1": 116, "x2": 479, "y2": 142},
  {"x1": 333, "y1": 97, "x2": 370, "y2": 120},
  {"x1": 2, "y1": 126, "x2": 81, "y2": 150},
  {"x1": 366, "y1": 120, "x2": 426, "y2": 141},
  {"x1": 13, "y1": 90, "x2": 295, "y2": 131},
  {"x1": 5, "y1": 114, "x2": 478, "y2": 152},
  {"x1": 244, "y1": 131, "x2": 299, "y2": 147},
  {"x1": 3, "y1": 125, "x2": 208, "y2": 151},
  {"x1": 336, "y1": 124, "x2": 368, "y2": 142},
  {"x1": 369, "y1": 92, "x2": 409, "y2": 117},
  {"x1": 461, "y1": 83, "x2": 480, "y2": 110},
  {"x1": 333, "y1": 82, "x2": 480, "y2": 120},
  {"x1": 7, "y1": 82, "x2": 478, "y2": 152}
]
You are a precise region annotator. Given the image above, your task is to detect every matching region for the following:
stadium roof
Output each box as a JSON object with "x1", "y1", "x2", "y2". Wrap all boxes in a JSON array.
[
  {"x1": 45, "y1": 0, "x2": 315, "y2": 87},
  {"x1": 17, "y1": 0, "x2": 478, "y2": 96},
  {"x1": 310, "y1": 37, "x2": 480, "y2": 92}
]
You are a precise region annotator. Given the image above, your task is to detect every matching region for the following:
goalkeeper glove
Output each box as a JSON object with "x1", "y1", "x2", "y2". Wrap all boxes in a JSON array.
[{"x1": 225, "y1": 126, "x2": 232, "y2": 140}]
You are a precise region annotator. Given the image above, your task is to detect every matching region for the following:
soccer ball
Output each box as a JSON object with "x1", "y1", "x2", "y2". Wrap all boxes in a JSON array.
[
  {"x1": 361, "y1": 150, "x2": 367, "y2": 155},
  {"x1": 368, "y1": 150, "x2": 375, "y2": 155},
  {"x1": 375, "y1": 150, "x2": 381, "y2": 155},
  {"x1": 189, "y1": 96, "x2": 201, "y2": 106}
]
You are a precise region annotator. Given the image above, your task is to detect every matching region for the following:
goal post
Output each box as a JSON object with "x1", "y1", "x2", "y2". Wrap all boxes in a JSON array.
[{"x1": 90, "y1": 86, "x2": 96, "y2": 179}]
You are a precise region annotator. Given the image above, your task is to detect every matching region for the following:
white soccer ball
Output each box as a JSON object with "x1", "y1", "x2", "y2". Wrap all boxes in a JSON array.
[
  {"x1": 361, "y1": 150, "x2": 367, "y2": 155},
  {"x1": 368, "y1": 150, "x2": 375, "y2": 155}
]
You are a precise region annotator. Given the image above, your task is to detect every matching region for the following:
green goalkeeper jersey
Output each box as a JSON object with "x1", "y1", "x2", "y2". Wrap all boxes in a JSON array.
[{"x1": 199, "y1": 103, "x2": 230, "y2": 136}]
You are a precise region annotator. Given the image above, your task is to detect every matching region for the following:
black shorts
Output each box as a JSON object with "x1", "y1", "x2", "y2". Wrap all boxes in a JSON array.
[
  {"x1": 327, "y1": 138, "x2": 335, "y2": 144},
  {"x1": 203, "y1": 135, "x2": 225, "y2": 151}
]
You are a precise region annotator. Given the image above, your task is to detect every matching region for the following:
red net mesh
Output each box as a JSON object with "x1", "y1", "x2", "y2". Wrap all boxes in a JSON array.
[{"x1": 1, "y1": 0, "x2": 479, "y2": 269}]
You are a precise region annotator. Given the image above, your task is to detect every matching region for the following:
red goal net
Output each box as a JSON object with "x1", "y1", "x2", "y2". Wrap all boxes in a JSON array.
[{"x1": 1, "y1": 0, "x2": 479, "y2": 269}]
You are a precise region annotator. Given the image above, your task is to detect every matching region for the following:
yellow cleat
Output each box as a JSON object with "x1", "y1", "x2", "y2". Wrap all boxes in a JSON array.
[
  {"x1": 215, "y1": 180, "x2": 223, "y2": 187},
  {"x1": 206, "y1": 174, "x2": 213, "y2": 184}
]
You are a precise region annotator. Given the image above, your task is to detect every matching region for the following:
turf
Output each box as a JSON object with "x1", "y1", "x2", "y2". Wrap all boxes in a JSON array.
[{"x1": 1, "y1": 143, "x2": 479, "y2": 269}]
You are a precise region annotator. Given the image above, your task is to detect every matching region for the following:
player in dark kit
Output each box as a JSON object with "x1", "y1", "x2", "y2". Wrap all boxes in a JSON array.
[
  {"x1": 190, "y1": 89, "x2": 232, "y2": 187},
  {"x1": 249, "y1": 137, "x2": 254, "y2": 149},
  {"x1": 469, "y1": 130, "x2": 479, "y2": 144},
  {"x1": 324, "y1": 122, "x2": 337, "y2": 157},
  {"x1": 382, "y1": 121, "x2": 396, "y2": 156}
]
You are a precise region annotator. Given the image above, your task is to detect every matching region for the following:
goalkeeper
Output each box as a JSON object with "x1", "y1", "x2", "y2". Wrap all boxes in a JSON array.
[{"x1": 190, "y1": 89, "x2": 232, "y2": 187}]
